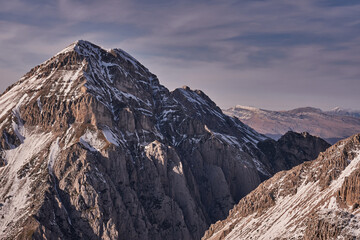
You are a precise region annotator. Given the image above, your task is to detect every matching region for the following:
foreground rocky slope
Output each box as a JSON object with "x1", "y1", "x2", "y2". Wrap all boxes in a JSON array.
[
  {"x1": 203, "y1": 133, "x2": 360, "y2": 240},
  {"x1": 224, "y1": 106, "x2": 360, "y2": 144},
  {"x1": 0, "y1": 41, "x2": 329, "y2": 240}
]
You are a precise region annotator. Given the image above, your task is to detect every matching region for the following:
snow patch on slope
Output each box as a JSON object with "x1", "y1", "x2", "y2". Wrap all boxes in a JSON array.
[
  {"x1": 0, "y1": 130, "x2": 53, "y2": 237},
  {"x1": 80, "y1": 129, "x2": 106, "y2": 152},
  {"x1": 328, "y1": 150, "x2": 360, "y2": 191},
  {"x1": 48, "y1": 138, "x2": 61, "y2": 175},
  {"x1": 102, "y1": 128, "x2": 120, "y2": 146}
]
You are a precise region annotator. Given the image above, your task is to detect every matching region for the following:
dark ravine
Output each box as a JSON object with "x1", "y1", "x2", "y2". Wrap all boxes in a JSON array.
[
  {"x1": 203, "y1": 133, "x2": 360, "y2": 240},
  {"x1": 0, "y1": 41, "x2": 329, "y2": 240}
]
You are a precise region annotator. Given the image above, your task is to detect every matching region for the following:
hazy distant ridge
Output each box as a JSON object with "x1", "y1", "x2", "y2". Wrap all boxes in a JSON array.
[{"x1": 224, "y1": 106, "x2": 360, "y2": 144}]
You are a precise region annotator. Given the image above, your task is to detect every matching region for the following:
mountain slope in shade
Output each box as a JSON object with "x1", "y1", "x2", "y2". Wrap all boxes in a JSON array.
[
  {"x1": 256, "y1": 131, "x2": 330, "y2": 175},
  {"x1": 224, "y1": 105, "x2": 360, "y2": 144},
  {"x1": 203, "y1": 133, "x2": 360, "y2": 240}
]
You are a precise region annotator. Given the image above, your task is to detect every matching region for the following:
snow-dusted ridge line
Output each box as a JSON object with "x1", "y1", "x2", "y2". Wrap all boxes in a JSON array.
[
  {"x1": 57, "y1": 40, "x2": 147, "y2": 72},
  {"x1": 234, "y1": 105, "x2": 261, "y2": 111},
  {"x1": 0, "y1": 39, "x2": 156, "y2": 130}
]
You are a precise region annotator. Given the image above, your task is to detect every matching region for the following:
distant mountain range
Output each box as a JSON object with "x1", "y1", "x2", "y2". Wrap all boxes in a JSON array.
[
  {"x1": 327, "y1": 107, "x2": 360, "y2": 118},
  {"x1": 224, "y1": 106, "x2": 360, "y2": 144}
]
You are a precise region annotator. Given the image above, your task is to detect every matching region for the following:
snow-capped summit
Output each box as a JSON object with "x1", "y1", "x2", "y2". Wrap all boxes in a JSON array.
[{"x1": 0, "y1": 40, "x2": 160, "y2": 128}]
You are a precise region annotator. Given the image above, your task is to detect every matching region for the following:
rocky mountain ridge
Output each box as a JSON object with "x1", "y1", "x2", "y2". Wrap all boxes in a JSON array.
[
  {"x1": 256, "y1": 131, "x2": 330, "y2": 175},
  {"x1": 203, "y1": 133, "x2": 360, "y2": 240},
  {"x1": 0, "y1": 40, "x2": 329, "y2": 240},
  {"x1": 224, "y1": 105, "x2": 360, "y2": 144}
]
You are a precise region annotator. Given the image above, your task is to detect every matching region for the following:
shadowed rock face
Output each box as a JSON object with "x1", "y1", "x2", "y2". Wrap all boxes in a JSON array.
[
  {"x1": 0, "y1": 41, "x2": 329, "y2": 240},
  {"x1": 203, "y1": 134, "x2": 360, "y2": 240},
  {"x1": 256, "y1": 131, "x2": 331, "y2": 175}
]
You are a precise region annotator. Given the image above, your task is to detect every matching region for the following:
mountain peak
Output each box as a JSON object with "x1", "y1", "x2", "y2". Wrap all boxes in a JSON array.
[
  {"x1": 0, "y1": 40, "x2": 162, "y2": 132},
  {"x1": 56, "y1": 39, "x2": 98, "y2": 55},
  {"x1": 0, "y1": 41, "x2": 334, "y2": 240},
  {"x1": 56, "y1": 40, "x2": 144, "y2": 71},
  {"x1": 331, "y1": 106, "x2": 344, "y2": 112}
]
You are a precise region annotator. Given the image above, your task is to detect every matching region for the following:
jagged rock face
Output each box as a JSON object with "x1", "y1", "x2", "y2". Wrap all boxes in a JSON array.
[
  {"x1": 0, "y1": 41, "x2": 330, "y2": 240},
  {"x1": 0, "y1": 40, "x2": 271, "y2": 240},
  {"x1": 203, "y1": 134, "x2": 360, "y2": 240},
  {"x1": 224, "y1": 105, "x2": 360, "y2": 144},
  {"x1": 256, "y1": 131, "x2": 330, "y2": 175}
]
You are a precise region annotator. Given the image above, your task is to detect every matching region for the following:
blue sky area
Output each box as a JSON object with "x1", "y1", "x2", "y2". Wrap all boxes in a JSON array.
[{"x1": 0, "y1": 0, "x2": 359, "y2": 110}]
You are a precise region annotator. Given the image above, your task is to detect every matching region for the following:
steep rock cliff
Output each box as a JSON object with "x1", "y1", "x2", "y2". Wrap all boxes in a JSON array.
[{"x1": 203, "y1": 134, "x2": 360, "y2": 240}]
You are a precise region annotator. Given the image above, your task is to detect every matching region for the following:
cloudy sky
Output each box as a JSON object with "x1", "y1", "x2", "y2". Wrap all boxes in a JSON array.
[{"x1": 0, "y1": 0, "x2": 359, "y2": 110}]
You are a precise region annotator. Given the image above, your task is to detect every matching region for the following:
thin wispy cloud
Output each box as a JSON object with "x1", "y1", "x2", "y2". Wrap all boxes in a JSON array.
[{"x1": 0, "y1": 0, "x2": 359, "y2": 110}]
